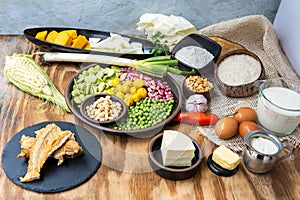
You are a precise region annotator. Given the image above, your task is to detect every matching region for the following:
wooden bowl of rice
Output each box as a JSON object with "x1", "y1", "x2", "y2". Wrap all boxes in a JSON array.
[{"x1": 214, "y1": 49, "x2": 265, "y2": 97}]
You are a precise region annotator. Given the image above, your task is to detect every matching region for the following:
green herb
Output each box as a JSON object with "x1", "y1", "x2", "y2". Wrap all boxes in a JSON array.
[{"x1": 149, "y1": 31, "x2": 170, "y2": 56}]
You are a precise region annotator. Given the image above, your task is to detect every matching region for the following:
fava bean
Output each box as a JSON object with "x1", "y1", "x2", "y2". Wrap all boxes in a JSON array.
[{"x1": 71, "y1": 65, "x2": 120, "y2": 106}]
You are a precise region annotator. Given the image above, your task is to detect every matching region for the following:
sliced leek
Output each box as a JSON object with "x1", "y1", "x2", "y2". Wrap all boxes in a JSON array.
[{"x1": 41, "y1": 52, "x2": 195, "y2": 77}]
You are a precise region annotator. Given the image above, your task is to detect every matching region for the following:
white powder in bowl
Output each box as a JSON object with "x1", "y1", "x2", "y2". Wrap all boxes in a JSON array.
[
  {"x1": 217, "y1": 54, "x2": 261, "y2": 86},
  {"x1": 250, "y1": 137, "x2": 279, "y2": 155},
  {"x1": 175, "y1": 46, "x2": 214, "y2": 69}
]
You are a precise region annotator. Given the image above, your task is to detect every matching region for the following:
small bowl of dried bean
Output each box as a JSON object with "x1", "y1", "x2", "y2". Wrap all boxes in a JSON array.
[
  {"x1": 80, "y1": 94, "x2": 127, "y2": 125},
  {"x1": 182, "y1": 75, "x2": 214, "y2": 102}
]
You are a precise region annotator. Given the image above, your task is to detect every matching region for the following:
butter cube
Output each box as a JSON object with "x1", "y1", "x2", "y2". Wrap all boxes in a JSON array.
[
  {"x1": 160, "y1": 130, "x2": 195, "y2": 167},
  {"x1": 212, "y1": 145, "x2": 240, "y2": 170}
]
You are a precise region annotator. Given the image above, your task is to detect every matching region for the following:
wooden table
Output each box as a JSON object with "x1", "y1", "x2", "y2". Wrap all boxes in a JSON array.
[{"x1": 0, "y1": 35, "x2": 299, "y2": 200}]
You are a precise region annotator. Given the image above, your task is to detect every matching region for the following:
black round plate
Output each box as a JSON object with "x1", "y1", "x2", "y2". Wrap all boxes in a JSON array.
[
  {"x1": 1, "y1": 121, "x2": 102, "y2": 193},
  {"x1": 207, "y1": 154, "x2": 239, "y2": 177}
]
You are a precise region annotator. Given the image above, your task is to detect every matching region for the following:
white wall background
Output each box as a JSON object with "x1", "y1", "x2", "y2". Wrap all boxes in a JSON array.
[{"x1": 274, "y1": 0, "x2": 300, "y2": 76}]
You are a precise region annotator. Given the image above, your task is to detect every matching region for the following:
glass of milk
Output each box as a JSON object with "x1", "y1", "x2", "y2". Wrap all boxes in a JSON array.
[{"x1": 255, "y1": 78, "x2": 300, "y2": 136}]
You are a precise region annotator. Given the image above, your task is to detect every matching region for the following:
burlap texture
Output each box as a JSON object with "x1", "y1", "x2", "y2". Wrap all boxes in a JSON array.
[{"x1": 194, "y1": 15, "x2": 300, "y2": 152}]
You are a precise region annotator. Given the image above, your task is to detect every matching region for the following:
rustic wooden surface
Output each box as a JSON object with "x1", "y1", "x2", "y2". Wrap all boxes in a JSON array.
[{"x1": 0, "y1": 35, "x2": 299, "y2": 200}]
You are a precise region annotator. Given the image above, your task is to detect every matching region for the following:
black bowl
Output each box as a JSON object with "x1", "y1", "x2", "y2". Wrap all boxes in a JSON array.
[
  {"x1": 148, "y1": 133, "x2": 203, "y2": 180},
  {"x1": 65, "y1": 64, "x2": 182, "y2": 138},
  {"x1": 80, "y1": 94, "x2": 127, "y2": 125},
  {"x1": 171, "y1": 33, "x2": 222, "y2": 77}
]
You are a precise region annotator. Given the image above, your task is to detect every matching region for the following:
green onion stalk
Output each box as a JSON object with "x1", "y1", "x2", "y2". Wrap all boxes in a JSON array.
[{"x1": 41, "y1": 53, "x2": 195, "y2": 78}]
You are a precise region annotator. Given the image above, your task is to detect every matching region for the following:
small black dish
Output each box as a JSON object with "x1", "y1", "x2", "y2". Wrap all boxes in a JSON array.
[
  {"x1": 148, "y1": 133, "x2": 203, "y2": 180},
  {"x1": 24, "y1": 27, "x2": 154, "y2": 59},
  {"x1": 207, "y1": 154, "x2": 239, "y2": 177},
  {"x1": 171, "y1": 33, "x2": 222, "y2": 76},
  {"x1": 80, "y1": 94, "x2": 127, "y2": 125}
]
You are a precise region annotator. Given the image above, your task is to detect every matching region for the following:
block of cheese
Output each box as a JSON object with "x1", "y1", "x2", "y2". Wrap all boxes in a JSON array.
[
  {"x1": 160, "y1": 130, "x2": 196, "y2": 167},
  {"x1": 212, "y1": 145, "x2": 240, "y2": 170}
]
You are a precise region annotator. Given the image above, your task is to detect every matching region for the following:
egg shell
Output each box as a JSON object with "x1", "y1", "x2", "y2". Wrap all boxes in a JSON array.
[
  {"x1": 239, "y1": 121, "x2": 261, "y2": 139},
  {"x1": 233, "y1": 107, "x2": 257, "y2": 123},
  {"x1": 214, "y1": 117, "x2": 238, "y2": 139}
]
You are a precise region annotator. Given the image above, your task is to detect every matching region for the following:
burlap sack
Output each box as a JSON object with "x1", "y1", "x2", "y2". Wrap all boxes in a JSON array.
[{"x1": 194, "y1": 15, "x2": 300, "y2": 152}]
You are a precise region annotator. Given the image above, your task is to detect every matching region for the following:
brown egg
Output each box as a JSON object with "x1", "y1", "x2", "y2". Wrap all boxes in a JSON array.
[
  {"x1": 214, "y1": 117, "x2": 238, "y2": 139},
  {"x1": 239, "y1": 121, "x2": 261, "y2": 140},
  {"x1": 233, "y1": 107, "x2": 257, "y2": 123}
]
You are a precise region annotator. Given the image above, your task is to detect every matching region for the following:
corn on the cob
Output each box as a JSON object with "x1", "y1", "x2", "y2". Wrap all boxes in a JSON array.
[{"x1": 4, "y1": 54, "x2": 71, "y2": 112}]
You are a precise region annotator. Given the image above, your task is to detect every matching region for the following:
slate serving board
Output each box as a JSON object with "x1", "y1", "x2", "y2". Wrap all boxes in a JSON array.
[{"x1": 1, "y1": 121, "x2": 102, "y2": 193}]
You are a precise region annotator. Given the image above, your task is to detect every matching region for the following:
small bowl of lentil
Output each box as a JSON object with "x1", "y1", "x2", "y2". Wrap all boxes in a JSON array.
[
  {"x1": 80, "y1": 94, "x2": 127, "y2": 125},
  {"x1": 182, "y1": 75, "x2": 214, "y2": 102}
]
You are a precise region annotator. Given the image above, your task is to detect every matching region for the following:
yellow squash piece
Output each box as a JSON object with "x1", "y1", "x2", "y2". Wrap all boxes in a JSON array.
[
  {"x1": 84, "y1": 42, "x2": 91, "y2": 50},
  {"x1": 46, "y1": 31, "x2": 59, "y2": 43},
  {"x1": 61, "y1": 30, "x2": 78, "y2": 39},
  {"x1": 72, "y1": 35, "x2": 88, "y2": 48},
  {"x1": 35, "y1": 31, "x2": 48, "y2": 40},
  {"x1": 54, "y1": 32, "x2": 72, "y2": 46}
]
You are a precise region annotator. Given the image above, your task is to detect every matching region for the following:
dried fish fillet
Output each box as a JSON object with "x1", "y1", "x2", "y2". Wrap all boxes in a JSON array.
[
  {"x1": 20, "y1": 124, "x2": 73, "y2": 182},
  {"x1": 17, "y1": 135, "x2": 36, "y2": 158},
  {"x1": 53, "y1": 137, "x2": 83, "y2": 166},
  {"x1": 17, "y1": 130, "x2": 82, "y2": 166}
]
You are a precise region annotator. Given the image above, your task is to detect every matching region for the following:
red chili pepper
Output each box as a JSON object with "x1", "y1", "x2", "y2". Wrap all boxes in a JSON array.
[{"x1": 173, "y1": 112, "x2": 219, "y2": 125}]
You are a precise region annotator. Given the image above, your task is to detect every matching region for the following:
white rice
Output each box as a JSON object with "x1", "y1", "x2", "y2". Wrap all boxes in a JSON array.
[{"x1": 217, "y1": 54, "x2": 261, "y2": 86}]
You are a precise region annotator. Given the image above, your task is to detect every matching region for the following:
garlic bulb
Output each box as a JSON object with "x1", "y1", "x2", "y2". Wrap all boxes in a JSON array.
[{"x1": 185, "y1": 94, "x2": 208, "y2": 112}]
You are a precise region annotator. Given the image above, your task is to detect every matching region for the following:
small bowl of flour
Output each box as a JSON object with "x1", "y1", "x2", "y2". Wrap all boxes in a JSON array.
[{"x1": 172, "y1": 34, "x2": 221, "y2": 77}]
